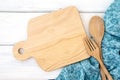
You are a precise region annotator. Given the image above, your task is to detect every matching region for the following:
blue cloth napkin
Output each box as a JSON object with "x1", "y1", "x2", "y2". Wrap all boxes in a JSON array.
[{"x1": 56, "y1": 0, "x2": 120, "y2": 80}]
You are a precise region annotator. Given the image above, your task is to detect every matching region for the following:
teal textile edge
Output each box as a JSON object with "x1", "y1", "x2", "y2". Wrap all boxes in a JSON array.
[{"x1": 56, "y1": 0, "x2": 120, "y2": 80}]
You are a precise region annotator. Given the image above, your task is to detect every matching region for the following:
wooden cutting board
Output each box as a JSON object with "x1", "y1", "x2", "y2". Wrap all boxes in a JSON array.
[{"x1": 13, "y1": 6, "x2": 90, "y2": 71}]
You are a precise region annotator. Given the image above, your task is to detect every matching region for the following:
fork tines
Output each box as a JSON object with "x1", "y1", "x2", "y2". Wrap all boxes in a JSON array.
[{"x1": 83, "y1": 36, "x2": 97, "y2": 52}]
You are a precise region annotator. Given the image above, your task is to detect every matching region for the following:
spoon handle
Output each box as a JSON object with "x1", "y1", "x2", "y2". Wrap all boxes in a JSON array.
[{"x1": 98, "y1": 57, "x2": 113, "y2": 80}]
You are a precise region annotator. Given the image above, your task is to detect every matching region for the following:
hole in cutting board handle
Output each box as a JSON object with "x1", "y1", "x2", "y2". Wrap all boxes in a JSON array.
[
  {"x1": 18, "y1": 48, "x2": 24, "y2": 55},
  {"x1": 13, "y1": 41, "x2": 30, "y2": 60}
]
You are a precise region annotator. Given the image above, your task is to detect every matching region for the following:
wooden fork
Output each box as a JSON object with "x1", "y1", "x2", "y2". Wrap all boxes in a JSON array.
[{"x1": 83, "y1": 36, "x2": 113, "y2": 80}]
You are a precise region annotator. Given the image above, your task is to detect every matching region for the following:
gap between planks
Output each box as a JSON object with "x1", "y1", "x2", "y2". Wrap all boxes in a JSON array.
[{"x1": 0, "y1": 11, "x2": 105, "y2": 13}]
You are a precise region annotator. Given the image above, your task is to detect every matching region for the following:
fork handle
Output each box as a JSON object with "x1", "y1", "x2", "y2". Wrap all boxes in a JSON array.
[
  {"x1": 99, "y1": 48, "x2": 107, "y2": 80},
  {"x1": 98, "y1": 58, "x2": 113, "y2": 80}
]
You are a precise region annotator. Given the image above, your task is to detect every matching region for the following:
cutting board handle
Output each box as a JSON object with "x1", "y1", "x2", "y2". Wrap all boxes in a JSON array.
[{"x1": 13, "y1": 41, "x2": 30, "y2": 60}]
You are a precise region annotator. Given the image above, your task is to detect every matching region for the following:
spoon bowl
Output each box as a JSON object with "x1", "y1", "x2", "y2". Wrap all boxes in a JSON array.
[{"x1": 89, "y1": 16, "x2": 104, "y2": 46}]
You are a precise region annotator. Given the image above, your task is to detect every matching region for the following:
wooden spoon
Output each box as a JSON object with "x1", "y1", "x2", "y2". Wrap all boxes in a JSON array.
[
  {"x1": 89, "y1": 16, "x2": 106, "y2": 80},
  {"x1": 89, "y1": 16, "x2": 104, "y2": 46}
]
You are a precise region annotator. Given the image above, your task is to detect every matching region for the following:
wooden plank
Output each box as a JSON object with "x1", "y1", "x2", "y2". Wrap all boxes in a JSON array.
[
  {"x1": 0, "y1": 13, "x2": 104, "y2": 44},
  {"x1": 0, "y1": 0, "x2": 113, "y2": 12},
  {"x1": 0, "y1": 46, "x2": 61, "y2": 79}
]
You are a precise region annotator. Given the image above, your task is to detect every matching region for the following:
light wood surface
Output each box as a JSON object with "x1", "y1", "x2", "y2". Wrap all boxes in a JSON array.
[
  {"x1": 13, "y1": 6, "x2": 90, "y2": 71},
  {"x1": 0, "y1": 0, "x2": 113, "y2": 79},
  {"x1": 89, "y1": 16, "x2": 106, "y2": 80}
]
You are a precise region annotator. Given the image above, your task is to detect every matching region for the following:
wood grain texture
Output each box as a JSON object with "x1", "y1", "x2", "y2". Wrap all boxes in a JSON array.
[
  {"x1": 13, "y1": 6, "x2": 90, "y2": 71},
  {"x1": 0, "y1": 13, "x2": 104, "y2": 79},
  {"x1": 0, "y1": 0, "x2": 113, "y2": 79}
]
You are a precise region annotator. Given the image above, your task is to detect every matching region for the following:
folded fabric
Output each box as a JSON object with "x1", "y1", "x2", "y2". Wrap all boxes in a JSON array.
[{"x1": 56, "y1": 0, "x2": 120, "y2": 80}]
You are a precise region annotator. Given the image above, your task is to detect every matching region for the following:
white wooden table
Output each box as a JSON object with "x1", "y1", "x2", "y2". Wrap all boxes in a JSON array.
[{"x1": 0, "y1": 0, "x2": 114, "y2": 80}]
